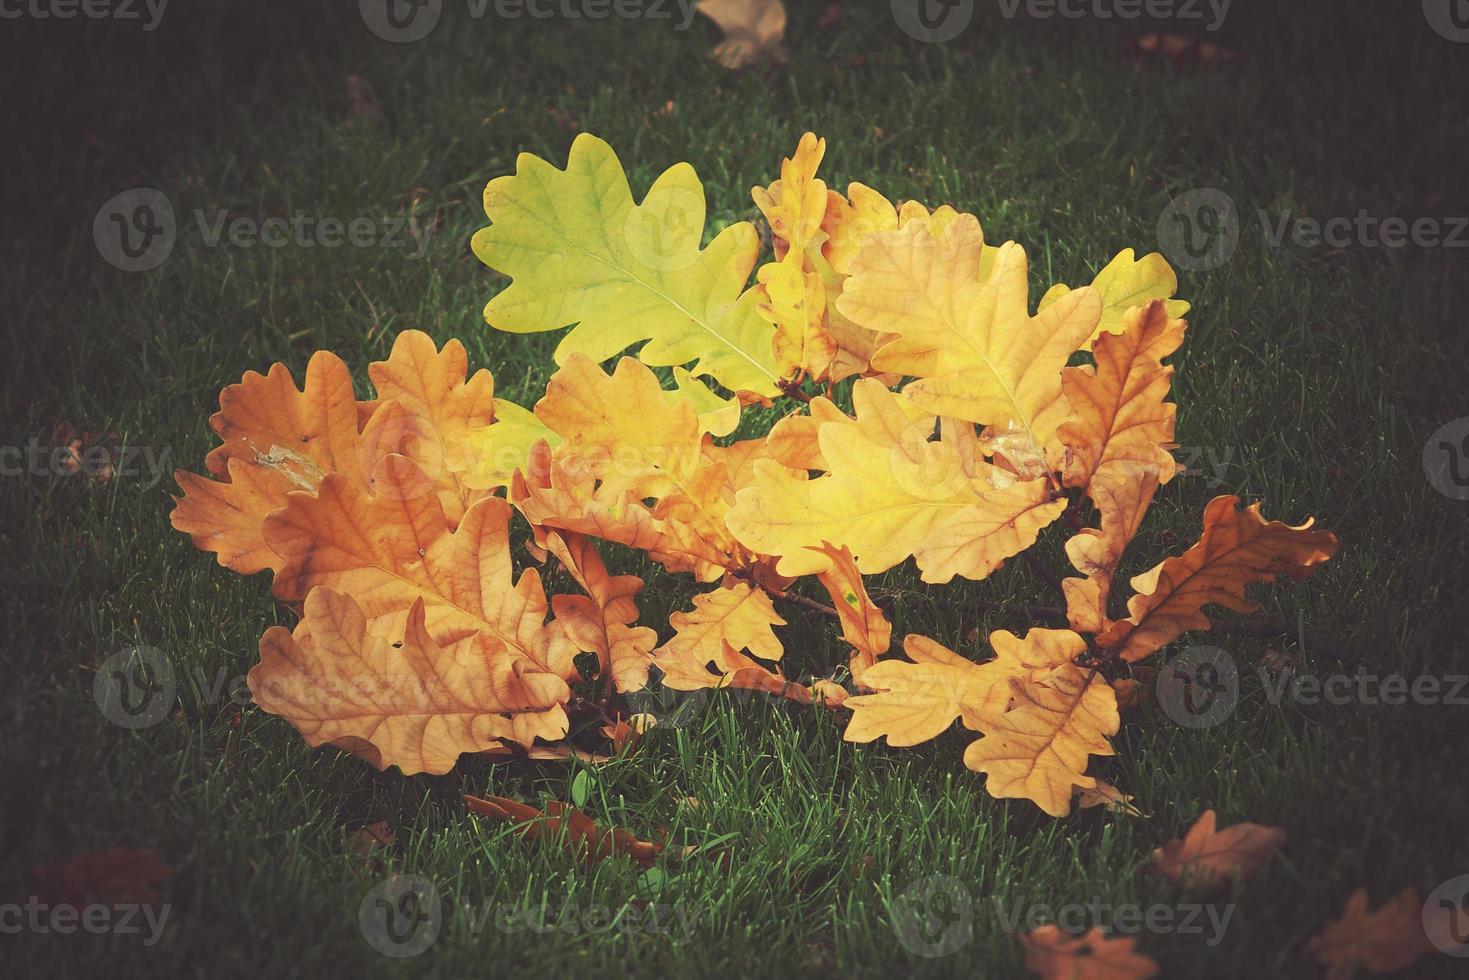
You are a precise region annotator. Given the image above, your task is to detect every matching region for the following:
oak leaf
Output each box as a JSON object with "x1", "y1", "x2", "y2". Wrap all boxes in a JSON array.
[
  {"x1": 811, "y1": 542, "x2": 891, "y2": 678},
  {"x1": 728, "y1": 380, "x2": 1065, "y2": 581},
  {"x1": 264, "y1": 475, "x2": 577, "y2": 680},
  {"x1": 1306, "y1": 887, "x2": 1437, "y2": 979},
  {"x1": 251, "y1": 588, "x2": 570, "y2": 774},
  {"x1": 1150, "y1": 809, "x2": 1285, "y2": 891},
  {"x1": 473, "y1": 134, "x2": 783, "y2": 396},
  {"x1": 31, "y1": 848, "x2": 175, "y2": 908},
  {"x1": 1039, "y1": 247, "x2": 1189, "y2": 351},
  {"x1": 838, "y1": 219, "x2": 1101, "y2": 457},
  {"x1": 1058, "y1": 301, "x2": 1185, "y2": 631},
  {"x1": 1019, "y1": 925, "x2": 1158, "y2": 979},
  {"x1": 1096, "y1": 495, "x2": 1340, "y2": 662},
  {"x1": 697, "y1": 0, "x2": 787, "y2": 69},
  {"x1": 544, "y1": 531, "x2": 658, "y2": 693}
]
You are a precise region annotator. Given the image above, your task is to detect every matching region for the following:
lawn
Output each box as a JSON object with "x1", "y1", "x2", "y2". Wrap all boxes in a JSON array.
[{"x1": 2, "y1": 1, "x2": 1466, "y2": 976}]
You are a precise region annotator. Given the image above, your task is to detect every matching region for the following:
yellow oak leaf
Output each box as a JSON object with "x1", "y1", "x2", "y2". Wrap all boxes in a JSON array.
[
  {"x1": 264, "y1": 470, "x2": 578, "y2": 681},
  {"x1": 1095, "y1": 495, "x2": 1340, "y2": 662},
  {"x1": 251, "y1": 589, "x2": 570, "y2": 775},
  {"x1": 473, "y1": 134, "x2": 782, "y2": 396},
  {"x1": 1062, "y1": 470, "x2": 1160, "y2": 634},
  {"x1": 658, "y1": 582, "x2": 786, "y2": 666},
  {"x1": 1150, "y1": 809, "x2": 1286, "y2": 891},
  {"x1": 1306, "y1": 887, "x2": 1438, "y2": 980},
  {"x1": 963, "y1": 664, "x2": 1120, "y2": 817},
  {"x1": 838, "y1": 219, "x2": 1101, "y2": 456},
  {"x1": 1039, "y1": 247, "x2": 1190, "y2": 350},
  {"x1": 752, "y1": 133, "x2": 840, "y2": 379},
  {"x1": 460, "y1": 397, "x2": 558, "y2": 491},
  {"x1": 544, "y1": 532, "x2": 658, "y2": 694},
  {"x1": 1019, "y1": 925, "x2": 1158, "y2": 979},
  {"x1": 752, "y1": 131, "x2": 829, "y2": 260},
  {"x1": 727, "y1": 381, "x2": 1065, "y2": 580},
  {"x1": 844, "y1": 629, "x2": 1084, "y2": 747},
  {"x1": 697, "y1": 0, "x2": 787, "y2": 70}
]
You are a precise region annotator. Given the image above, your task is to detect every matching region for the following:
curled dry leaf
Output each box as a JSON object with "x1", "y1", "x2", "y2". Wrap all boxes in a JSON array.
[
  {"x1": 697, "y1": 0, "x2": 787, "y2": 69},
  {"x1": 464, "y1": 795, "x2": 660, "y2": 868},
  {"x1": 1019, "y1": 925, "x2": 1158, "y2": 979},
  {"x1": 1150, "y1": 809, "x2": 1286, "y2": 892}
]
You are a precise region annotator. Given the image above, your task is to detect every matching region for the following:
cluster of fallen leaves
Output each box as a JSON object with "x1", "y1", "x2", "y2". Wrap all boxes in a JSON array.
[{"x1": 172, "y1": 131, "x2": 1341, "y2": 824}]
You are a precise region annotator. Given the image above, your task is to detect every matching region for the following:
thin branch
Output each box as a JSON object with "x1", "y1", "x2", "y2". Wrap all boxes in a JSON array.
[
  {"x1": 1021, "y1": 549, "x2": 1068, "y2": 598},
  {"x1": 766, "y1": 586, "x2": 840, "y2": 620}
]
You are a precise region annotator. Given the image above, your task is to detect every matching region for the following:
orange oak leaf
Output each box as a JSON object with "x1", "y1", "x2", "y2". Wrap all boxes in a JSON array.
[
  {"x1": 1096, "y1": 495, "x2": 1340, "y2": 662},
  {"x1": 1306, "y1": 887, "x2": 1438, "y2": 979},
  {"x1": 1058, "y1": 300, "x2": 1185, "y2": 632},
  {"x1": 264, "y1": 475, "x2": 577, "y2": 681},
  {"x1": 1150, "y1": 809, "x2": 1286, "y2": 891},
  {"x1": 513, "y1": 355, "x2": 750, "y2": 581},
  {"x1": 543, "y1": 531, "x2": 658, "y2": 693},
  {"x1": 251, "y1": 589, "x2": 570, "y2": 774},
  {"x1": 171, "y1": 350, "x2": 365, "y2": 574},
  {"x1": 1019, "y1": 925, "x2": 1158, "y2": 979},
  {"x1": 31, "y1": 848, "x2": 175, "y2": 908},
  {"x1": 173, "y1": 331, "x2": 499, "y2": 572},
  {"x1": 810, "y1": 542, "x2": 891, "y2": 678},
  {"x1": 465, "y1": 795, "x2": 661, "y2": 867},
  {"x1": 360, "y1": 330, "x2": 496, "y2": 526}
]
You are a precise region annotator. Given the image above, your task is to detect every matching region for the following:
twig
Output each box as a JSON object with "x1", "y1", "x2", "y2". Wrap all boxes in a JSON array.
[
  {"x1": 1021, "y1": 549, "x2": 1068, "y2": 598},
  {"x1": 1205, "y1": 617, "x2": 1356, "y2": 663},
  {"x1": 776, "y1": 378, "x2": 812, "y2": 403},
  {"x1": 766, "y1": 587, "x2": 840, "y2": 620}
]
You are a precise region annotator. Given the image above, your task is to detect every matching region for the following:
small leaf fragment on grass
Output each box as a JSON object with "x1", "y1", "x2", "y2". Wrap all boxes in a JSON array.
[
  {"x1": 1150, "y1": 809, "x2": 1285, "y2": 891},
  {"x1": 1019, "y1": 924, "x2": 1157, "y2": 979},
  {"x1": 1306, "y1": 887, "x2": 1438, "y2": 979},
  {"x1": 465, "y1": 795, "x2": 661, "y2": 868}
]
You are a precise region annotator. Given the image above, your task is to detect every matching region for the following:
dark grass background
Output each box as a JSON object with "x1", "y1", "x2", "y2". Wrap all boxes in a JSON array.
[{"x1": 1, "y1": 1, "x2": 1467, "y2": 976}]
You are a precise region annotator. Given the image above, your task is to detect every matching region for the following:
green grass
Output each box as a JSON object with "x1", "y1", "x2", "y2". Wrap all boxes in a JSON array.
[{"x1": 2, "y1": 1, "x2": 1466, "y2": 976}]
